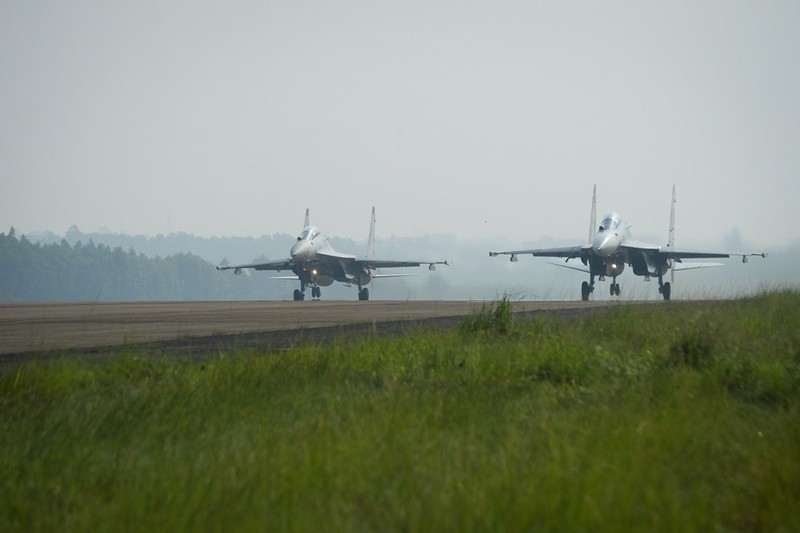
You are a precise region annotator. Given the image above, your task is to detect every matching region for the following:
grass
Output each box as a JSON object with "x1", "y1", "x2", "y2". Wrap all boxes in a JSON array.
[
  {"x1": 1, "y1": 290, "x2": 799, "y2": 531},
  {"x1": 459, "y1": 294, "x2": 515, "y2": 334}
]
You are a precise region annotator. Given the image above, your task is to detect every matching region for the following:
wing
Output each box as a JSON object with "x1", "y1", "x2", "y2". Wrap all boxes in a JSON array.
[
  {"x1": 547, "y1": 261, "x2": 590, "y2": 273},
  {"x1": 490, "y1": 245, "x2": 587, "y2": 260},
  {"x1": 657, "y1": 247, "x2": 766, "y2": 261},
  {"x1": 673, "y1": 262, "x2": 723, "y2": 271},
  {"x1": 622, "y1": 241, "x2": 767, "y2": 270},
  {"x1": 216, "y1": 258, "x2": 294, "y2": 273},
  {"x1": 357, "y1": 258, "x2": 449, "y2": 270},
  {"x1": 618, "y1": 237, "x2": 767, "y2": 262}
]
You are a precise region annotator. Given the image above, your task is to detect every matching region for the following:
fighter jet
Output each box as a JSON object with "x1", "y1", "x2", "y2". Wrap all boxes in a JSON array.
[
  {"x1": 217, "y1": 207, "x2": 448, "y2": 301},
  {"x1": 489, "y1": 186, "x2": 766, "y2": 301}
]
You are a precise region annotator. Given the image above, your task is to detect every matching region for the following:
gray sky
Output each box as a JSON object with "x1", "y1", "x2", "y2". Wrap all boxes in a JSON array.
[{"x1": 2, "y1": 1, "x2": 798, "y2": 249}]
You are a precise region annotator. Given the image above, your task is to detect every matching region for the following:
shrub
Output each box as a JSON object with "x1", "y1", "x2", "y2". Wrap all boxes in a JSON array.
[{"x1": 460, "y1": 295, "x2": 515, "y2": 335}]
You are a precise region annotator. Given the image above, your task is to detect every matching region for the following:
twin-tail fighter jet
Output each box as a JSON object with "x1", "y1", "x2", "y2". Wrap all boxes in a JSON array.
[
  {"x1": 490, "y1": 186, "x2": 766, "y2": 301},
  {"x1": 217, "y1": 208, "x2": 448, "y2": 301}
]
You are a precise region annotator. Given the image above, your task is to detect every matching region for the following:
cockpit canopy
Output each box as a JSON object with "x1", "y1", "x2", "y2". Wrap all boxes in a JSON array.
[
  {"x1": 298, "y1": 226, "x2": 321, "y2": 241},
  {"x1": 599, "y1": 213, "x2": 622, "y2": 232}
]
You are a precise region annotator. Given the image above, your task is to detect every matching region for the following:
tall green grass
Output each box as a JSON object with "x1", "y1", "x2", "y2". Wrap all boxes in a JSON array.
[{"x1": 2, "y1": 291, "x2": 799, "y2": 531}]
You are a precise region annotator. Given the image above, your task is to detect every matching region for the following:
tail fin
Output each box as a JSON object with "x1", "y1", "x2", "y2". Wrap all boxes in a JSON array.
[
  {"x1": 303, "y1": 208, "x2": 310, "y2": 228},
  {"x1": 587, "y1": 184, "x2": 597, "y2": 244},
  {"x1": 668, "y1": 185, "x2": 676, "y2": 248},
  {"x1": 367, "y1": 206, "x2": 376, "y2": 257},
  {"x1": 668, "y1": 185, "x2": 676, "y2": 285}
]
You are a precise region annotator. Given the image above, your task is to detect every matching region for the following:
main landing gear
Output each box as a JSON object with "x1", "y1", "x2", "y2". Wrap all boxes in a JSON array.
[
  {"x1": 292, "y1": 282, "x2": 371, "y2": 302},
  {"x1": 581, "y1": 274, "x2": 621, "y2": 301},
  {"x1": 581, "y1": 274, "x2": 596, "y2": 301},
  {"x1": 658, "y1": 279, "x2": 672, "y2": 301},
  {"x1": 293, "y1": 282, "x2": 322, "y2": 301},
  {"x1": 581, "y1": 281, "x2": 593, "y2": 301},
  {"x1": 294, "y1": 287, "x2": 322, "y2": 301},
  {"x1": 294, "y1": 285, "x2": 370, "y2": 301}
]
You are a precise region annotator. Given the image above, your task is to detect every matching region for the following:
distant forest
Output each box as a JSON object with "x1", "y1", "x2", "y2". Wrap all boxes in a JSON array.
[
  {"x1": 0, "y1": 228, "x2": 281, "y2": 302},
  {"x1": 0, "y1": 226, "x2": 451, "y2": 302},
  {"x1": 2, "y1": 226, "x2": 795, "y2": 302},
  {"x1": 26, "y1": 225, "x2": 298, "y2": 266},
  {"x1": 6, "y1": 226, "x2": 459, "y2": 302}
]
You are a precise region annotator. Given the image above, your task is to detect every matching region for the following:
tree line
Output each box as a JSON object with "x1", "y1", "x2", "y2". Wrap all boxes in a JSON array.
[
  {"x1": 0, "y1": 228, "x2": 281, "y2": 302},
  {"x1": 4, "y1": 225, "x2": 789, "y2": 302}
]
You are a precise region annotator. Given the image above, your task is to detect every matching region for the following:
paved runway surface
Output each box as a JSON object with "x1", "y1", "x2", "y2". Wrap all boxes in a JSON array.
[{"x1": 0, "y1": 300, "x2": 617, "y2": 356}]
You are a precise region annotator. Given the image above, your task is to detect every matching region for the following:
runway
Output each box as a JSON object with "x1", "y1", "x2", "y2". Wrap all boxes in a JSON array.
[{"x1": 0, "y1": 300, "x2": 617, "y2": 357}]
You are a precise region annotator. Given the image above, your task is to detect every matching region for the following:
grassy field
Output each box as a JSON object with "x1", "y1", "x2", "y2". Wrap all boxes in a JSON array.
[{"x1": 2, "y1": 292, "x2": 799, "y2": 531}]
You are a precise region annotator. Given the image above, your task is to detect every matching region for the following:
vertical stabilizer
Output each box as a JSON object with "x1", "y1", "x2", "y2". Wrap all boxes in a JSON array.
[
  {"x1": 668, "y1": 185, "x2": 676, "y2": 285},
  {"x1": 304, "y1": 208, "x2": 310, "y2": 228},
  {"x1": 367, "y1": 206, "x2": 376, "y2": 257},
  {"x1": 587, "y1": 184, "x2": 597, "y2": 244},
  {"x1": 668, "y1": 185, "x2": 676, "y2": 248}
]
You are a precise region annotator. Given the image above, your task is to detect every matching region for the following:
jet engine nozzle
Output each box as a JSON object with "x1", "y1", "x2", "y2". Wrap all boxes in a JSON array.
[{"x1": 592, "y1": 231, "x2": 619, "y2": 257}]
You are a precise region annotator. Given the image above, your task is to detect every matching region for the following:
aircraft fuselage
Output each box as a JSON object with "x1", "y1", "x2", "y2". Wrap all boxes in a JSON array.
[
  {"x1": 289, "y1": 225, "x2": 371, "y2": 287},
  {"x1": 582, "y1": 212, "x2": 672, "y2": 279}
]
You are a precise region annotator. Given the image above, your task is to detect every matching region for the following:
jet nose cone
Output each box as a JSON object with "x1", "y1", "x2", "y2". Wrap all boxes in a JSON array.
[
  {"x1": 291, "y1": 241, "x2": 312, "y2": 262},
  {"x1": 592, "y1": 231, "x2": 619, "y2": 257}
]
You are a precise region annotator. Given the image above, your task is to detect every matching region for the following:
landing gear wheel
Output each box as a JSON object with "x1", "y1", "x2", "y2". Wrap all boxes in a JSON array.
[
  {"x1": 293, "y1": 289, "x2": 305, "y2": 301},
  {"x1": 581, "y1": 281, "x2": 590, "y2": 301},
  {"x1": 614, "y1": 283, "x2": 621, "y2": 296},
  {"x1": 311, "y1": 286, "x2": 320, "y2": 299},
  {"x1": 358, "y1": 288, "x2": 369, "y2": 301},
  {"x1": 662, "y1": 282, "x2": 671, "y2": 301}
]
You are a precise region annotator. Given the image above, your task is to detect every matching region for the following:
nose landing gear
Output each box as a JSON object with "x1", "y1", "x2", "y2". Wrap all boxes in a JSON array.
[{"x1": 609, "y1": 277, "x2": 621, "y2": 297}]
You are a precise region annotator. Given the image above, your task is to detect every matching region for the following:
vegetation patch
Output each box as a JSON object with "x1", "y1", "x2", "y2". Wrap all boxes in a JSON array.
[
  {"x1": 2, "y1": 291, "x2": 799, "y2": 531},
  {"x1": 668, "y1": 329, "x2": 715, "y2": 369},
  {"x1": 459, "y1": 295, "x2": 515, "y2": 334}
]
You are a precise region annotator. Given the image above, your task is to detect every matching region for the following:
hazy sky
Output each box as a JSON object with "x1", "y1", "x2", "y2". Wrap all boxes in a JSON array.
[{"x1": 2, "y1": 1, "x2": 798, "y2": 249}]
